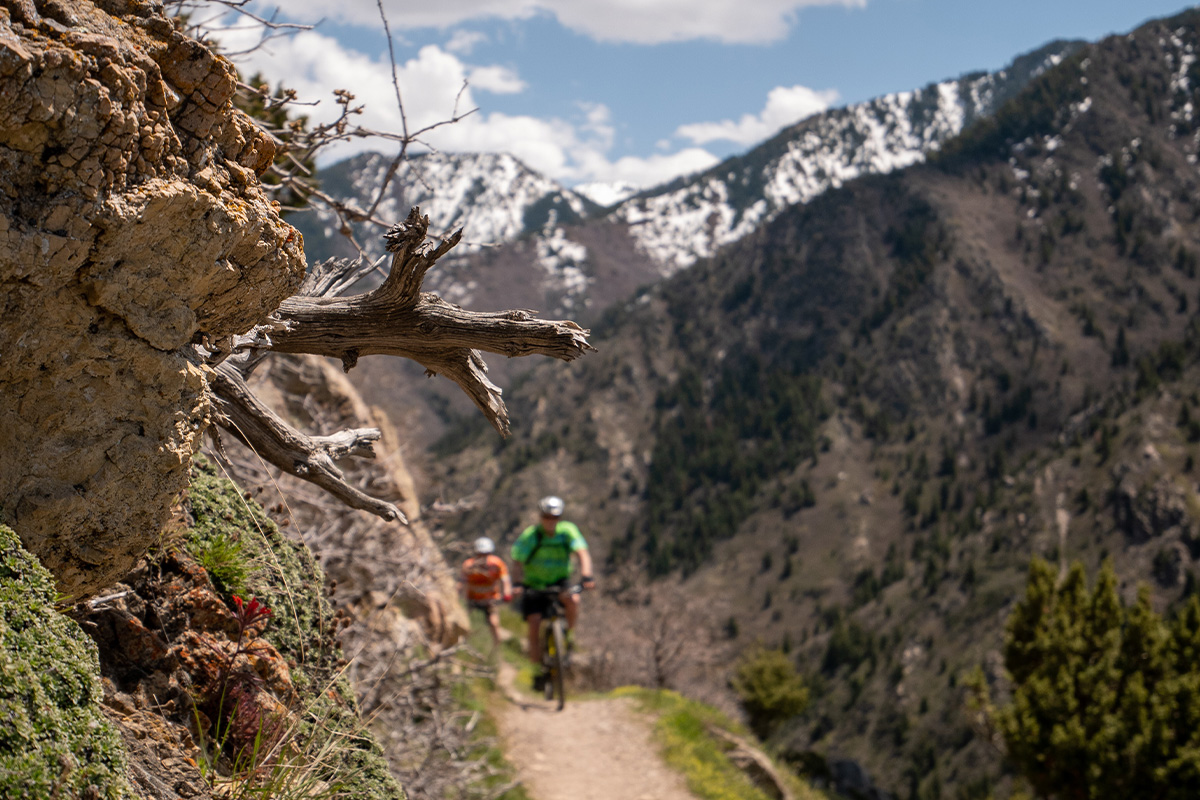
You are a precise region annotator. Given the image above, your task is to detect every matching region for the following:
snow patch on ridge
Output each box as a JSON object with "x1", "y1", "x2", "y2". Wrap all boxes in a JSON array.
[
  {"x1": 573, "y1": 181, "x2": 641, "y2": 207},
  {"x1": 536, "y1": 227, "x2": 591, "y2": 309},
  {"x1": 607, "y1": 46, "x2": 1077, "y2": 275}
]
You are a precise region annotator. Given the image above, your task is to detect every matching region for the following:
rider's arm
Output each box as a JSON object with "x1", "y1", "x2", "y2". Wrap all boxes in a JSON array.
[
  {"x1": 496, "y1": 556, "x2": 514, "y2": 601},
  {"x1": 577, "y1": 548, "x2": 595, "y2": 589},
  {"x1": 561, "y1": 522, "x2": 595, "y2": 588},
  {"x1": 509, "y1": 526, "x2": 534, "y2": 590}
]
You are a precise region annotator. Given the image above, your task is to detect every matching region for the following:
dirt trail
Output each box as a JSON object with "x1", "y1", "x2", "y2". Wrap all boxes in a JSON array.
[{"x1": 494, "y1": 660, "x2": 699, "y2": 800}]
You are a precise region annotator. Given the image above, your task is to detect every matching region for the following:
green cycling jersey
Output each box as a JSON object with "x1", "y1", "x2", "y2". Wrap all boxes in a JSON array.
[{"x1": 510, "y1": 520, "x2": 588, "y2": 588}]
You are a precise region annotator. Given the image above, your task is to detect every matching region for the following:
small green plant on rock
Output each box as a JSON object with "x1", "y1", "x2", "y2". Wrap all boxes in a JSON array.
[{"x1": 190, "y1": 530, "x2": 253, "y2": 596}]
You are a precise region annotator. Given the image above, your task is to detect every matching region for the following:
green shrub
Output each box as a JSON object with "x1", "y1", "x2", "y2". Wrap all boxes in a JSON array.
[
  {"x1": 971, "y1": 558, "x2": 1200, "y2": 799},
  {"x1": 731, "y1": 647, "x2": 809, "y2": 739},
  {"x1": 188, "y1": 530, "x2": 251, "y2": 596}
]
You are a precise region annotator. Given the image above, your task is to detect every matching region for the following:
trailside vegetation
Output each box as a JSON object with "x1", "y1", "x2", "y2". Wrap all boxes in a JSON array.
[
  {"x1": 730, "y1": 646, "x2": 810, "y2": 740},
  {"x1": 971, "y1": 558, "x2": 1200, "y2": 799}
]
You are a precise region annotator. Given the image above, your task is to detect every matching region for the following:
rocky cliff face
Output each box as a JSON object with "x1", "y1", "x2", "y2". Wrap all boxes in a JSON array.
[
  {"x1": 0, "y1": 3, "x2": 473, "y2": 796},
  {"x1": 0, "y1": 0, "x2": 304, "y2": 599}
]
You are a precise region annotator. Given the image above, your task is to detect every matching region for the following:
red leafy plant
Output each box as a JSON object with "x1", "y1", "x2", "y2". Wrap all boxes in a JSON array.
[
  {"x1": 199, "y1": 595, "x2": 286, "y2": 771},
  {"x1": 232, "y1": 594, "x2": 273, "y2": 631}
]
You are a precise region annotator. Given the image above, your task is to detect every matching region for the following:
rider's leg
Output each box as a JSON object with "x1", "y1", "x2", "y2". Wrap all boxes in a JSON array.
[
  {"x1": 525, "y1": 613, "x2": 542, "y2": 666},
  {"x1": 486, "y1": 606, "x2": 502, "y2": 647},
  {"x1": 561, "y1": 589, "x2": 580, "y2": 630}
]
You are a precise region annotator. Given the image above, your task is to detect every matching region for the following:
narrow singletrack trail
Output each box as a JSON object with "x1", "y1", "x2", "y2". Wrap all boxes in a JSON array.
[{"x1": 494, "y1": 660, "x2": 699, "y2": 800}]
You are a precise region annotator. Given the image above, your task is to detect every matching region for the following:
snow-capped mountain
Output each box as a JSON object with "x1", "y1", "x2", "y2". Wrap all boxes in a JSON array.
[
  {"x1": 295, "y1": 150, "x2": 600, "y2": 257},
  {"x1": 298, "y1": 39, "x2": 1083, "y2": 312},
  {"x1": 612, "y1": 39, "x2": 1082, "y2": 275}
]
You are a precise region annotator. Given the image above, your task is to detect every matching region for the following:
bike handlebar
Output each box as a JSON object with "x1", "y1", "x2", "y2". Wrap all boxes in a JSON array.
[{"x1": 516, "y1": 584, "x2": 582, "y2": 598}]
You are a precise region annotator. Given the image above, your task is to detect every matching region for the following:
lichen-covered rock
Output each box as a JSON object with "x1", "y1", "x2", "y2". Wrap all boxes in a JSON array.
[
  {"x1": 82, "y1": 461, "x2": 406, "y2": 799},
  {"x1": 0, "y1": 1, "x2": 305, "y2": 598},
  {"x1": 0, "y1": 523, "x2": 133, "y2": 799}
]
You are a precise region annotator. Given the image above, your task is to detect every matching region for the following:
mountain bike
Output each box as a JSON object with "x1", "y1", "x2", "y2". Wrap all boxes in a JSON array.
[{"x1": 525, "y1": 585, "x2": 579, "y2": 711}]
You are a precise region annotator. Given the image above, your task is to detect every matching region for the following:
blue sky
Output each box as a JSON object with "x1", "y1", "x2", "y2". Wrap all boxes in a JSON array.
[{"x1": 218, "y1": 0, "x2": 1196, "y2": 190}]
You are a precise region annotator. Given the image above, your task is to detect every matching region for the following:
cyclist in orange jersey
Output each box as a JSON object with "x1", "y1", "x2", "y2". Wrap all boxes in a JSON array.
[{"x1": 460, "y1": 536, "x2": 512, "y2": 648}]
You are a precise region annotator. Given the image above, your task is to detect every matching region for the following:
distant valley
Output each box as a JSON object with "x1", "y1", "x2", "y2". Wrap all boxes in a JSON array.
[{"x1": 304, "y1": 11, "x2": 1200, "y2": 798}]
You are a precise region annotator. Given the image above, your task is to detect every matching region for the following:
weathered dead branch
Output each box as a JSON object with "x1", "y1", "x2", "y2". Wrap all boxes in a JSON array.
[
  {"x1": 208, "y1": 362, "x2": 404, "y2": 522},
  {"x1": 205, "y1": 207, "x2": 594, "y2": 516},
  {"x1": 264, "y1": 207, "x2": 596, "y2": 435}
]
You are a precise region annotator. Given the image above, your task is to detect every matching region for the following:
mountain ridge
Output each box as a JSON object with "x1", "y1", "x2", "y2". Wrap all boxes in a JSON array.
[{"x1": 296, "y1": 38, "x2": 1084, "y2": 322}]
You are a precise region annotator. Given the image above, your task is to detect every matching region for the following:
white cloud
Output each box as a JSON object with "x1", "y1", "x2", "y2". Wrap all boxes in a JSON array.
[
  {"x1": 599, "y1": 149, "x2": 720, "y2": 186},
  {"x1": 445, "y1": 29, "x2": 488, "y2": 54},
  {"x1": 576, "y1": 102, "x2": 616, "y2": 150},
  {"x1": 676, "y1": 84, "x2": 839, "y2": 146},
  {"x1": 246, "y1": 0, "x2": 865, "y2": 45},
  {"x1": 218, "y1": 26, "x2": 715, "y2": 190},
  {"x1": 468, "y1": 65, "x2": 526, "y2": 93}
]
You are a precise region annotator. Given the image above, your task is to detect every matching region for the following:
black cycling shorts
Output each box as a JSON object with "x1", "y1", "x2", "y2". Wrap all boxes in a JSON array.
[{"x1": 519, "y1": 581, "x2": 569, "y2": 619}]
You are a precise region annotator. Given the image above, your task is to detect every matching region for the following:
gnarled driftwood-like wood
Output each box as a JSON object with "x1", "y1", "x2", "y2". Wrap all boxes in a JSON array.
[
  {"x1": 266, "y1": 208, "x2": 595, "y2": 434},
  {"x1": 209, "y1": 362, "x2": 405, "y2": 522},
  {"x1": 206, "y1": 206, "x2": 595, "y2": 520}
]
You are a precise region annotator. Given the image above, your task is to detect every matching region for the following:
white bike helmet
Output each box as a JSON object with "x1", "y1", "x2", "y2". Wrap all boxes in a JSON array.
[
  {"x1": 538, "y1": 495, "x2": 564, "y2": 517},
  {"x1": 473, "y1": 536, "x2": 495, "y2": 554}
]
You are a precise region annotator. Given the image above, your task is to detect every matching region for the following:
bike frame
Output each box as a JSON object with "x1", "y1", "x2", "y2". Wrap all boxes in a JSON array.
[{"x1": 524, "y1": 585, "x2": 579, "y2": 711}]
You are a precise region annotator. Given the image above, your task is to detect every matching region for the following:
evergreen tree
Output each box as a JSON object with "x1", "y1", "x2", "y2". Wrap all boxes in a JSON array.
[
  {"x1": 972, "y1": 558, "x2": 1200, "y2": 799},
  {"x1": 1112, "y1": 325, "x2": 1130, "y2": 367}
]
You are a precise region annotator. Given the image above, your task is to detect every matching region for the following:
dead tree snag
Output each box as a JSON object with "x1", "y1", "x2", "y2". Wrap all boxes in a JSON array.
[{"x1": 206, "y1": 207, "x2": 595, "y2": 519}]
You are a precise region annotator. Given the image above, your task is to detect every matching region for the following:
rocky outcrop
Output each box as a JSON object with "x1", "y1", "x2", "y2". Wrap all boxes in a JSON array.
[
  {"x1": 0, "y1": 0, "x2": 304, "y2": 599},
  {"x1": 1113, "y1": 468, "x2": 1196, "y2": 543}
]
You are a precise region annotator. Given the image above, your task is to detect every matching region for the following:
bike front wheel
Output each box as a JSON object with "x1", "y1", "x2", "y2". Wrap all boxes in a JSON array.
[{"x1": 544, "y1": 617, "x2": 567, "y2": 710}]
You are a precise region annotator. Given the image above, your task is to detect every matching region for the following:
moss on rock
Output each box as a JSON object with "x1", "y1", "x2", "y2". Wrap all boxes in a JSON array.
[
  {"x1": 0, "y1": 523, "x2": 132, "y2": 800},
  {"x1": 186, "y1": 457, "x2": 404, "y2": 799}
]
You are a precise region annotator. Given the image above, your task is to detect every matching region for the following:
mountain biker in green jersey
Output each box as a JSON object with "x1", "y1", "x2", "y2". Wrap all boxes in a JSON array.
[{"x1": 510, "y1": 496, "x2": 595, "y2": 685}]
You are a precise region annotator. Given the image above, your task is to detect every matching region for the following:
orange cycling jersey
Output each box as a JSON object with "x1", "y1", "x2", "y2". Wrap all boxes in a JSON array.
[{"x1": 461, "y1": 554, "x2": 509, "y2": 603}]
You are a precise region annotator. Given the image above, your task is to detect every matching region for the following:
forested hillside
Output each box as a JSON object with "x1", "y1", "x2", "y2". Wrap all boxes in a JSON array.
[{"x1": 430, "y1": 9, "x2": 1200, "y2": 797}]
